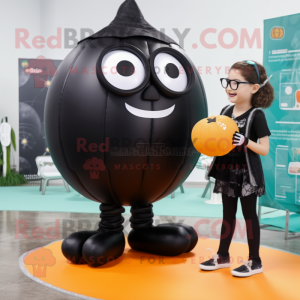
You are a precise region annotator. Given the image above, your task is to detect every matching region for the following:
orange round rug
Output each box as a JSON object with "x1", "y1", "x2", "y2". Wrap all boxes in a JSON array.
[{"x1": 19, "y1": 236, "x2": 300, "y2": 300}]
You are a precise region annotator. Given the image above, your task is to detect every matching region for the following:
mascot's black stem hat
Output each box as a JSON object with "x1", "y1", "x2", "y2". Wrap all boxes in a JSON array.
[{"x1": 78, "y1": 0, "x2": 179, "y2": 46}]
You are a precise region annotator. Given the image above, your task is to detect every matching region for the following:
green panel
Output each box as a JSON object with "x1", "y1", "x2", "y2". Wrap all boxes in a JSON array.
[{"x1": 261, "y1": 13, "x2": 300, "y2": 213}]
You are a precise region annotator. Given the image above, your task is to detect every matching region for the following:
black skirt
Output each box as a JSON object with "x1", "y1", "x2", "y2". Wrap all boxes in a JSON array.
[{"x1": 209, "y1": 151, "x2": 266, "y2": 198}]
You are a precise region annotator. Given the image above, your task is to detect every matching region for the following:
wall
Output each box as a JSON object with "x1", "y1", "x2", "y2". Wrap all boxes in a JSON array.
[
  {"x1": 0, "y1": 0, "x2": 42, "y2": 170},
  {"x1": 0, "y1": 0, "x2": 299, "y2": 182}
]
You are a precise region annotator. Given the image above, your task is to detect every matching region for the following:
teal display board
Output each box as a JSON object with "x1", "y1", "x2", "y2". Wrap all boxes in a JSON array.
[{"x1": 260, "y1": 13, "x2": 300, "y2": 213}]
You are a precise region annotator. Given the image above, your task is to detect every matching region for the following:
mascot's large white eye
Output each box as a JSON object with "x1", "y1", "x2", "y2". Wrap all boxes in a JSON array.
[
  {"x1": 154, "y1": 53, "x2": 187, "y2": 92},
  {"x1": 96, "y1": 44, "x2": 150, "y2": 96},
  {"x1": 101, "y1": 50, "x2": 145, "y2": 90},
  {"x1": 149, "y1": 47, "x2": 195, "y2": 98}
]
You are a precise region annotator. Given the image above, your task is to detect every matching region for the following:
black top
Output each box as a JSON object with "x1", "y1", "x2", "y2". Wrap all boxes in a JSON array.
[
  {"x1": 208, "y1": 104, "x2": 271, "y2": 197},
  {"x1": 221, "y1": 105, "x2": 271, "y2": 154}
]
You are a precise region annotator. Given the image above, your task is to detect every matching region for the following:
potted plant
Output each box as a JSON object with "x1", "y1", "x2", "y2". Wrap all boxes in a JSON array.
[{"x1": 0, "y1": 117, "x2": 27, "y2": 186}]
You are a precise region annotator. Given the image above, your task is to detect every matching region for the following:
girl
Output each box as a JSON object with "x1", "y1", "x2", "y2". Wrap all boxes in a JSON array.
[{"x1": 199, "y1": 60, "x2": 274, "y2": 277}]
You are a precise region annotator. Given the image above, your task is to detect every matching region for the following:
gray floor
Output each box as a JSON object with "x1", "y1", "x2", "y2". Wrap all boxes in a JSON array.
[{"x1": 1, "y1": 182, "x2": 300, "y2": 299}]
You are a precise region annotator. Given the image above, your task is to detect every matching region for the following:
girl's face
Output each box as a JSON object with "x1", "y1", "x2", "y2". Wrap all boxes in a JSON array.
[{"x1": 225, "y1": 68, "x2": 259, "y2": 105}]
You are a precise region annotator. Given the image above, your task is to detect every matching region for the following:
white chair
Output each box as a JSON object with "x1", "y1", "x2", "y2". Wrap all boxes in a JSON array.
[
  {"x1": 197, "y1": 155, "x2": 222, "y2": 204},
  {"x1": 35, "y1": 155, "x2": 70, "y2": 195},
  {"x1": 171, "y1": 184, "x2": 184, "y2": 198}
]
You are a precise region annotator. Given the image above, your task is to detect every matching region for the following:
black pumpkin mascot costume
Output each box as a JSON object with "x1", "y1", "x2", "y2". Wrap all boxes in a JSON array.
[{"x1": 45, "y1": 0, "x2": 208, "y2": 267}]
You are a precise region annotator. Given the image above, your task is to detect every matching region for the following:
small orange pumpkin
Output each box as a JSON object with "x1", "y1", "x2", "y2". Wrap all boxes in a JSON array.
[
  {"x1": 191, "y1": 115, "x2": 239, "y2": 156},
  {"x1": 270, "y1": 27, "x2": 284, "y2": 39}
]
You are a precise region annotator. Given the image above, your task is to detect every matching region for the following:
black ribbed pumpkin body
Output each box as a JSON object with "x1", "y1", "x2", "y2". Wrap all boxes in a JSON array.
[{"x1": 44, "y1": 36, "x2": 207, "y2": 206}]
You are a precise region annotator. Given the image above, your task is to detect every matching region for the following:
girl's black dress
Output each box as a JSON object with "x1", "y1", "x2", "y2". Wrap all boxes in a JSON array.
[{"x1": 209, "y1": 106, "x2": 266, "y2": 198}]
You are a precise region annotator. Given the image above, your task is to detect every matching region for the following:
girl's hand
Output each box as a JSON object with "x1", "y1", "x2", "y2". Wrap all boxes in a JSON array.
[{"x1": 232, "y1": 131, "x2": 249, "y2": 146}]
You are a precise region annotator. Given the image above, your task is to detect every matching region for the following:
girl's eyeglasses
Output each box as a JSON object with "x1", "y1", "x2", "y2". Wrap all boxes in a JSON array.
[
  {"x1": 220, "y1": 78, "x2": 252, "y2": 90},
  {"x1": 221, "y1": 59, "x2": 273, "y2": 90}
]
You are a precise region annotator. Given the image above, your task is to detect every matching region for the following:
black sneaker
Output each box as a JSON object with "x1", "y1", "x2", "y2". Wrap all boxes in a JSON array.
[
  {"x1": 231, "y1": 259, "x2": 263, "y2": 277},
  {"x1": 199, "y1": 248, "x2": 231, "y2": 270}
]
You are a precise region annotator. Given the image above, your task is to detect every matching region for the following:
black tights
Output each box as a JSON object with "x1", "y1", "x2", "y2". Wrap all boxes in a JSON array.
[{"x1": 217, "y1": 192, "x2": 261, "y2": 263}]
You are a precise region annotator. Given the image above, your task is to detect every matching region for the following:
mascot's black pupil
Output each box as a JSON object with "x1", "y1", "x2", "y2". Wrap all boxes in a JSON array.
[
  {"x1": 165, "y1": 63, "x2": 179, "y2": 79},
  {"x1": 117, "y1": 60, "x2": 135, "y2": 77}
]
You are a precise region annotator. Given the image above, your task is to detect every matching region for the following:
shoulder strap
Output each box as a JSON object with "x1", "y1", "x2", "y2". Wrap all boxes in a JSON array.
[
  {"x1": 221, "y1": 104, "x2": 232, "y2": 115},
  {"x1": 245, "y1": 108, "x2": 262, "y2": 137}
]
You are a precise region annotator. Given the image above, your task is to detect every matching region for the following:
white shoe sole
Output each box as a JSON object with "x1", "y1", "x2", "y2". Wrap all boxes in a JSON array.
[
  {"x1": 231, "y1": 267, "x2": 263, "y2": 277},
  {"x1": 199, "y1": 263, "x2": 231, "y2": 270}
]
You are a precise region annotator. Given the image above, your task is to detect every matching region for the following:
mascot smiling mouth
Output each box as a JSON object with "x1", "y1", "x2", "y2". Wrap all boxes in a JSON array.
[{"x1": 125, "y1": 102, "x2": 175, "y2": 118}]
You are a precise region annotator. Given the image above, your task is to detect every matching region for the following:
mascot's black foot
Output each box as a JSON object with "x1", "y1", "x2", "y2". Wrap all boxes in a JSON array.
[
  {"x1": 62, "y1": 229, "x2": 125, "y2": 267},
  {"x1": 157, "y1": 223, "x2": 198, "y2": 253},
  {"x1": 62, "y1": 230, "x2": 100, "y2": 264},
  {"x1": 82, "y1": 231, "x2": 125, "y2": 267},
  {"x1": 62, "y1": 203, "x2": 126, "y2": 267},
  {"x1": 128, "y1": 225, "x2": 192, "y2": 256}
]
